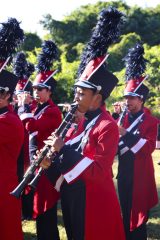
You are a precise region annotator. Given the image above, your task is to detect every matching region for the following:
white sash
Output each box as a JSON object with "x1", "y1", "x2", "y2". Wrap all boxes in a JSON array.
[
  {"x1": 66, "y1": 114, "x2": 101, "y2": 147},
  {"x1": 34, "y1": 105, "x2": 49, "y2": 119}
]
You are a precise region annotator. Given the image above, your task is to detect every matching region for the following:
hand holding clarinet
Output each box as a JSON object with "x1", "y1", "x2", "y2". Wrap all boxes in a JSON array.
[
  {"x1": 117, "y1": 102, "x2": 128, "y2": 136},
  {"x1": 10, "y1": 103, "x2": 78, "y2": 198}
]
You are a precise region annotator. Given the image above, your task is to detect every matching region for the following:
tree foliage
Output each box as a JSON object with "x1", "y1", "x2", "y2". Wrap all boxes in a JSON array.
[
  {"x1": 124, "y1": 6, "x2": 160, "y2": 46},
  {"x1": 21, "y1": 1, "x2": 160, "y2": 116},
  {"x1": 108, "y1": 32, "x2": 141, "y2": 72},
  {"x1": 22, "y1": 33, "x2": 42, "y2": 51}
]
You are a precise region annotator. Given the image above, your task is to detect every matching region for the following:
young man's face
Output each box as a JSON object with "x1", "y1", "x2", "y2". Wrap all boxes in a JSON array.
[
  {"x1": 33, "y1": 86, "x2": 51, "y2": 103},
  {"x1": 74, "y1": 87, "x2": 97, "y2": 113},
  {"x1": 125, "y1": 95, "x2": 143, "y2": 113}
]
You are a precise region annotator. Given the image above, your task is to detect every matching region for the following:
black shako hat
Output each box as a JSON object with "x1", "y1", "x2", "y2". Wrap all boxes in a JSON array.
[
  {"x1": 123, "y1": 42, "x2": 149, "y2": 102},
  {"x1": 0, "y1": 70, "x2": 19, "y2": 94},
  {"x1": 75, "y1": 7, "x2": 125, "y2": 100},
  {"x1": 75, "y1": 55, "x2": 119, "y2": 99},
  {"x1": 15, "y1": 78, "x2": 33, "y2": 95}
]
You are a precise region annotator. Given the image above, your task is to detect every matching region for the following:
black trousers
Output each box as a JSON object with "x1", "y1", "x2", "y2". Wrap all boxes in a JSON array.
[
  {"x1": 61, "y1": 181, "x2": 86, "y2": 240},
  {"x1": 130, "y1": 223, "x2": 147, "y2": 240},
  {"x1": 118, "y1": 178, "x2": 147, "y2": 240},
  {"x1": 36, "y1": 204, "x2": 60, "y2": 240},
  {"x1": 21, "y1": 190, "x2": 34, "y2": 220},
  {"x1": 117, "y1": 152, "x2": 148, "y2": 240}
]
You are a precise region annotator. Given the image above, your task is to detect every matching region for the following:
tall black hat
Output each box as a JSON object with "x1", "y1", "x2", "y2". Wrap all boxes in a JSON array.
[
  {"x1": 0, "y1": 18, "x2": 24, "y2": 94},
  {"x1": 0, "y1": 70, "x2": 18, "y2": 94},
  {"x1": 13, "y1": 52, "x2": 34, "y2": 95},
  {"x1": 123, "y1": 42, "x2": 149, "y2": 102},
  {"x1": 74, "y1": 7, "x2": 125, "y2": 100},
  {"x1": 33, "y1": 40, "x2": 59, "y2": 92}
]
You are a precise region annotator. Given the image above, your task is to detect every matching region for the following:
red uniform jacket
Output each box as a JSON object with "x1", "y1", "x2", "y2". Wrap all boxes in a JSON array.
[
  {"x1": 20, "y1": 99, "x2": 62, "y2": 217},
  {"x1": 0, "y1": 106, "x2": 24, "y2": 240},
  {"x1": 118, "y1": 110, "x2": 158, "y2": 230},
  {"x1": 58, "y1": 108, "x2": 125, "y2": 240}
]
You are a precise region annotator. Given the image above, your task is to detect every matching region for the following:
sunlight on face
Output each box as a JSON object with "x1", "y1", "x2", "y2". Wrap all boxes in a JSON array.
[
  {"x1": 33, "y1": 87, "x2": 51, "y2": 103},
  {"x1": 74, "y1": 87, "x2": 96, "y2": 113}
]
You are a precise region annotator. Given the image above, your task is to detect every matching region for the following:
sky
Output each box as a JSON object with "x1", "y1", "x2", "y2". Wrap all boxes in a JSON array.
[{"x1": 0, "y1": 0, "x2": 159, "y2": 37}]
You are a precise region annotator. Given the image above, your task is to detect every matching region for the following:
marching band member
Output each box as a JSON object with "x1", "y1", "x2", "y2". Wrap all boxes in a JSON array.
[
  {"x1": 18, "y1": 40, "x2": 62, "y2": 240},
  {"x1": 0, "y1": 70, "x2": 25, "y2": 240},
  {"x1": 112, "y1": 101, "x2": 123, "y2": 120},
  {"x1": 117, "y1": 43, "x2": 158, "y2": 240},
  {"x1": 41, "y1": 7, "x2": 126, "y2": 240},
  {"x1": 13, "y1": 52, "x2": 35, "y2": 220},
  {"x1": 0, "y1": 18, "x2": 25, "y2": 240}
]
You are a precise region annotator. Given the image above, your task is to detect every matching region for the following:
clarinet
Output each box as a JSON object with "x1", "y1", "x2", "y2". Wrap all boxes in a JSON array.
[
  {"x1": 28, "y1": 114, "x2": 76, "y2": 189},
  {"x1": 10, "y1": 103, "x2": 78, "y2": 198},
  {"x1": 117, "y1": 104, "x2": 128, "y2": 126}
]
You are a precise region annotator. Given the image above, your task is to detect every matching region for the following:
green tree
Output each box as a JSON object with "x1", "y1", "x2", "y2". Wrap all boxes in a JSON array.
[
  {"x1": 108, "y1": 32, "x2": 141, "y2": 72},
  {"x1": 22, "y1": 33, "x2": 42, "y2": 52},
  {"x1": 52, "y1": 51, "x2": 80, "y2": 103},
  {"x1": 39, "y1": 1, "x2": 128, "y2": 61},
  {"x1": 23, "y1": 1, "x2": 160, "y2": 112},
  {"x1": 123, "y1": 5, "x2": 160, "y2": 46},
  {"x1": 144, "y1": 44, "x2": 160, "y2": 114}
]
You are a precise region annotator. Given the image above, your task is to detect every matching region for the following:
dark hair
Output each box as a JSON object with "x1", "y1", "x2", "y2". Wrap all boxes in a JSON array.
[
  {"x1": 0, "y1": 90, "x2": 12, "y2": 102},
  {"x1": 8, "y1": 93, "x2": 13, "y2": 102}
]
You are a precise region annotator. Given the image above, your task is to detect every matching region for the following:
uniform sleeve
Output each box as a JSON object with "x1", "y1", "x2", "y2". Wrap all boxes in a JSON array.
[
  {"x1": 45, "y1": 161, "x2": 64, "y2": 192},
  {"x1": 119, "y1": 117, "x2": 157, "y2": 156},
  {"x1": 57, "y1": 121, "x2": 119, "y2": 184},
  {"x1": 20, "y1": 106, "x2": 62, "y2": 133}
]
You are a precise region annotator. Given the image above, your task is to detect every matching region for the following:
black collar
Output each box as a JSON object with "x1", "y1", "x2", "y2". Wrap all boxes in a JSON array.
[
  {"x1": 84, "y1": 108, "x2": 102, "y2": 127},
  {"x1": 0, "y1": 106, "x2": 8, "y2": 115},
  {"x1": 34, "y1": 101, "x2": 49, "y2": 115},
  {"x1": 128, "y1": 109, "x2": 143, "y2": 124}
]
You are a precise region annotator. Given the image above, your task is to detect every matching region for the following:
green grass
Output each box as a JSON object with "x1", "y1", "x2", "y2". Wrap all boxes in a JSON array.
[
  {"x1": 23, "y1": 207, "x2": 66, "y2": 240},
  {"x1": 23, "y1": 150, "x2": 160, "y2": 240},
  {"x1": 147, "y1": 150, "x2": 160, "y2": 240}
]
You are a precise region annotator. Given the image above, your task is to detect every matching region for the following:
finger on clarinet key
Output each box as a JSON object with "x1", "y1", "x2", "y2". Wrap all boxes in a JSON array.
[{"x1": 40, "y1": 156, "x2": 52, "y2": 169}]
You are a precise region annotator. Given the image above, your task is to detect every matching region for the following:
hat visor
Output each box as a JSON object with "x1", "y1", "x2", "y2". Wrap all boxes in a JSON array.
[
  {"x1": 33, "y1": 83, "x2": 50, "y2": 89},
  {"x1": 74, "y1": 80, "x2": 97, "y2": 90},
  {"x1": 124, "y1": 92, "x2": 142, "y2": 98},
  {"x1": 15, "y1": 90, "x2": 24, "y2": 95}
]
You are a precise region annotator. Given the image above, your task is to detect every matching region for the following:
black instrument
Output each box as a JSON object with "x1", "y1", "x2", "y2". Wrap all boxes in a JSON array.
[
  {"x1": 10, "y1": 103, "x2": 78, "y2": 198},
  {"x1": 28, "y1": 109, "x2": 76, "y2": 189},
  {"x1": 117, "y1": 105, "x2": 127, "y2": 126}
]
